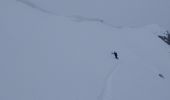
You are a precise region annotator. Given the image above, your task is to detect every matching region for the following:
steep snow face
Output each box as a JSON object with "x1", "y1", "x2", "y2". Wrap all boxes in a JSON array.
[{"x1": 0, "y1": 0, "x2": 170, "y2": 100}]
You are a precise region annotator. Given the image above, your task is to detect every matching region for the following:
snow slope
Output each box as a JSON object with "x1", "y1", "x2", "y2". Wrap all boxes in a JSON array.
[
  {"x1": 16, "y1": 0, "x2": 170, "y2": 29},
  {"x1": 0, "y1": 0, "x2": 170, "y2": 100}
]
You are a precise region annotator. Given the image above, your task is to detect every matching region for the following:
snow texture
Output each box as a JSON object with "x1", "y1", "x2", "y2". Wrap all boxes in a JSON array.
[{"x1": 0, "y1": 0, "x2": 170, "y2": 100}]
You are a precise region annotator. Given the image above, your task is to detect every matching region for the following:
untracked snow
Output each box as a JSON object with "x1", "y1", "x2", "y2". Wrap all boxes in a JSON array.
[{"x1": 0, "y1": 0, "x2": 170, "y2": 100}]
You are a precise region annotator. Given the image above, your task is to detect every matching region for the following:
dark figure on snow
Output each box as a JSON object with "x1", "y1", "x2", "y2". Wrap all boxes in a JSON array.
[
  {"x1": 112, "y1": 51, "x2": 119, "y2": 59},
  {"x1": 158, "y1": 73, "x2": 165, "y2": 79}
]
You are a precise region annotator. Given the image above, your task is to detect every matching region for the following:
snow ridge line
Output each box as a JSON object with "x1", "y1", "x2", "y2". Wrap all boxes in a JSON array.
[
  {"x1": 16, "y1": 0, "x2": 122, "y2": 29},
  {"x1": 16, "y1": 0, "x2": 57, "y2": 15},
  {"x1": 68, "y1": 15, "x2": 123, "y2": 28}
]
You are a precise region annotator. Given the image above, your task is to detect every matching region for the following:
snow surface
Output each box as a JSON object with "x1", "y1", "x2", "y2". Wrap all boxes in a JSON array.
[
  {"x1": 0, "y1": 0, "x2": 170, "y2": 100},
  {"x1": 16, "y1": 0, "x2": 170, "y2": 29}
]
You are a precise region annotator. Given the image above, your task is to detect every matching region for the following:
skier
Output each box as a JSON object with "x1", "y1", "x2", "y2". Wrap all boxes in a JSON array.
[
  {"x1": 158, "y1": 73, "x2": 165, "y2": 79},
  {"x1": 112, "y1": 51, "x2": 119, "y2": 59}
]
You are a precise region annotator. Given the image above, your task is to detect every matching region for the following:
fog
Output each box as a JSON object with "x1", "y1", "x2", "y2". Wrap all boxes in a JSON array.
[{"x1": 25, "y1": 0, "x2": 170, "y2": 29}]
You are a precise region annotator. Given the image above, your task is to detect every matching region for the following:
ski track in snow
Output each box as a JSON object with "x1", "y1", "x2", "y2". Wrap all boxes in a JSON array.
[{"x1": 97, "y1": 58, "x2": 120, "y2": 100}]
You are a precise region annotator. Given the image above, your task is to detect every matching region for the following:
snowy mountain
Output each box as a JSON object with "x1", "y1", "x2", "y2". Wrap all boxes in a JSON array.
[{"x1": 0, "y1": 0, "x2": 170, "y2": 100}]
